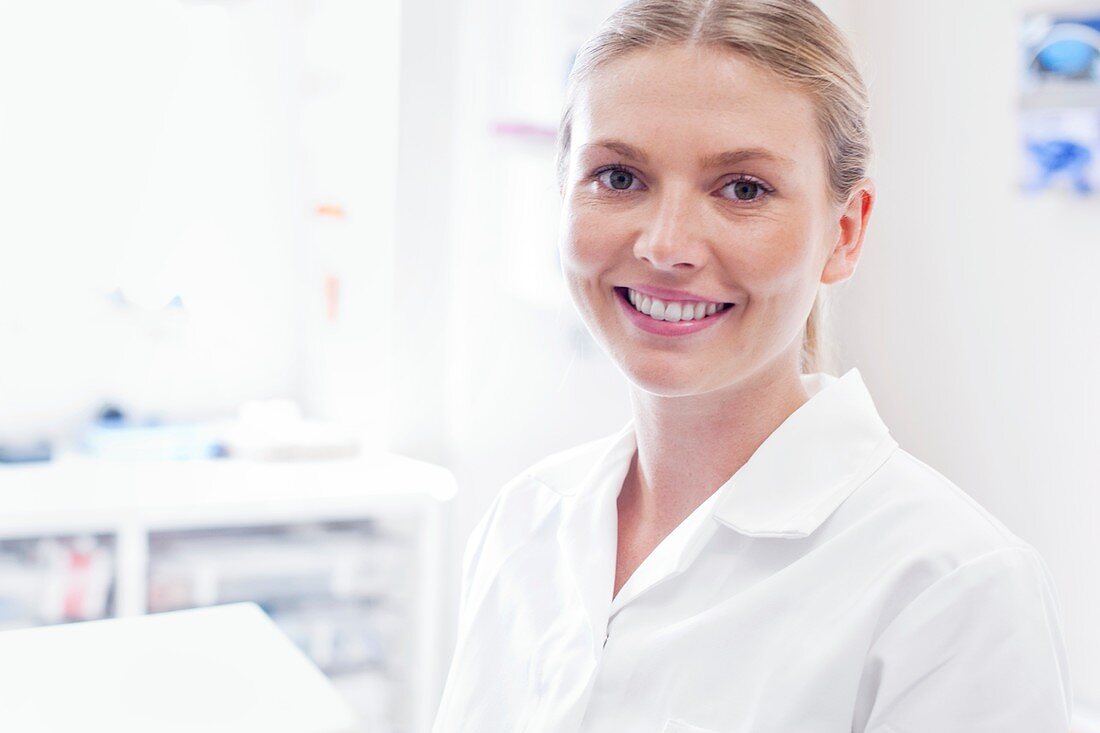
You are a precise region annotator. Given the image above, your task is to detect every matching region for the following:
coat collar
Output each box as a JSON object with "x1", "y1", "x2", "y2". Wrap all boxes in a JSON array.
[
  {"x1": 710, "y1": 367, "x2": 898, "y2": 538},
  {"x1": 537, "y1": 367, "x2": 899, "y2": 540}
]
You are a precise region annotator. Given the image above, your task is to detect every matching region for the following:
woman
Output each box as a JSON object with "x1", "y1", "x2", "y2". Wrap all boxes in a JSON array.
[{"x1": 433, "y1": 1, "x2": 1073, "y2": 731}]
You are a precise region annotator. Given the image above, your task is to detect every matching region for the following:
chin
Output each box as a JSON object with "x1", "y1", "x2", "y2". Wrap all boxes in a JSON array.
[{"x1": 615, "y1": 357, "x2": 720, "y2": 398}]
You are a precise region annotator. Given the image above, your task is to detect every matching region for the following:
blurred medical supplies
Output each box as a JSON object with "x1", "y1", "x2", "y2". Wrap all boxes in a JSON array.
[
  {"x1": 0, "y1": 440, "x2": 52, "y2": 464},
  {"x1": 81, "y1": 405, "x2": 225, "y2": 460},
  {"x1": 146, "y1": 523, "x2": 410, "y2": 675},
  {"x1": 0, "y1": 602, "x2": 360, "y2": 733},
  {"x1": 218, "y1": 398, "x2": 362, "y2": 461},
  {"x1": 0, "y1": 535, "x2": 114, "y2": 630},
  {"x1": 1021, "y1": 11, "x2": 1100, "y2": 195},
  {"x1": 76, "y1": 399, "x2": 361, "y2": 461}
]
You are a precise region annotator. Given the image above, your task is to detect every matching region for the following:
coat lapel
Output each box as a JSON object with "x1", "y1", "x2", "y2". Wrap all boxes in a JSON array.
[{"x1": 553, "y1": 422, "x2": 636, "y2": 655}]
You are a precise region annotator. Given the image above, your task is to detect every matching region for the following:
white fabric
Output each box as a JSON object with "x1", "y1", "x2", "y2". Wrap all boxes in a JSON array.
[{"x1": 432, "y1": 368, "x2": 1073, "y2": 732}]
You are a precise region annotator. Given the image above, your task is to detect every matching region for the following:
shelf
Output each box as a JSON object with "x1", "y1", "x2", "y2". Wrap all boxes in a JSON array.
[
  {"x1": 0, "y1": 453, "x2": 454, "y2": 733},
  {"x1": 0, "y1": 452, "x2": 455, "y2": 537}
]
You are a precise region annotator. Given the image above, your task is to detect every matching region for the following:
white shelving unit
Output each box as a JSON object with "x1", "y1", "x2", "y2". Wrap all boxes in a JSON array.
[{"x1": 0, "y1": 452, "x2": 454, "y2": 733}]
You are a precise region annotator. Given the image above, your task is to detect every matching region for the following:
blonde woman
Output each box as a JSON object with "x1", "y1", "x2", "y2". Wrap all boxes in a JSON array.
[{"x1": 433, "y1": 1, "x2": 1072, "y2": 731}]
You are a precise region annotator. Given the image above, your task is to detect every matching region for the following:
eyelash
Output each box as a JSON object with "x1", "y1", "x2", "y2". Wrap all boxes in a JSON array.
[{"x1": 588, "y1": 164, "x2": 775, "y2": 204}]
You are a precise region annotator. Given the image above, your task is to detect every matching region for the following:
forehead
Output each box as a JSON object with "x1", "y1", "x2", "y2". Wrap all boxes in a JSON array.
[{"x1": 573, "y1": 44, "x2": 822, "y2": 169}]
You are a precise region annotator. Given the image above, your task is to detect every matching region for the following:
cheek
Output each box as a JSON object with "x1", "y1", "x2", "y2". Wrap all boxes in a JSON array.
[
  {"x1": 729, "y1": 219, "x2": 820, "y2": 298},
  {"x1": 558, "y1": 204, "x2": 618, "y2": 280}
]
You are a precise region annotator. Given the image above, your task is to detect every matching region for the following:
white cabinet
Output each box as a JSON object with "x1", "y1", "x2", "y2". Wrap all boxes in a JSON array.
[{"x1": 0, "y1": 453, "x2": 454, "y2": 733}]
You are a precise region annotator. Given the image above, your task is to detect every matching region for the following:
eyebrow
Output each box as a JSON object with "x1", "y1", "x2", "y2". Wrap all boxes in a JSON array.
[{"x1": 580, "y1": 139, "x2": 795, "y2": 170}]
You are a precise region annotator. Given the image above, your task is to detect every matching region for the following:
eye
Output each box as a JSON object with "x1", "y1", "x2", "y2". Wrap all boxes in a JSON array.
[
  {"x1": 593, "y1": 166, "x2": 644, "y2": 194},
  {"x1": 721, "y1": 176, "x2": 773, "y2": 203}
]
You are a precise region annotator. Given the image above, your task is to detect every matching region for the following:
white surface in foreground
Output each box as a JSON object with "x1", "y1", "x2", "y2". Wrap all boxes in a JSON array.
[{"x1": 0, "y1": 602, "x2": 360, "y2": 733}]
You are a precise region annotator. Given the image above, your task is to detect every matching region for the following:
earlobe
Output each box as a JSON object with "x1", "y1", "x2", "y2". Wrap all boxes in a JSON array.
[{"x1": 821, "y1": 180, "x2": 874, "y2": 286}]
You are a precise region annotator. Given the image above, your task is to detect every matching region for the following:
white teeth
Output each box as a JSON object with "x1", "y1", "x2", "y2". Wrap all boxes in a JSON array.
[{"x1": 624, "y1": 288, "x2": 729, "y2": 322}]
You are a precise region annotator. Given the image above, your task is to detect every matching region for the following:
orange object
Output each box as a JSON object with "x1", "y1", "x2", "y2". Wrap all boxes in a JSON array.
[
  {"x1": 324, "y1": 274, "x2": 340, "y2": 322},
  {"x1": 315, "y1": 203, "x2": 346, "y2": 218}
]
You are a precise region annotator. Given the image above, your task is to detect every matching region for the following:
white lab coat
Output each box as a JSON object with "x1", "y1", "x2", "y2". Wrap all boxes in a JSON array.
[{"x1": 432, "y1": 368, "x2": 1073, "y2": 732}]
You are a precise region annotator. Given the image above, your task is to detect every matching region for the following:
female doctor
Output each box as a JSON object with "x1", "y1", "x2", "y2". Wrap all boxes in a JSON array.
[{"x1": 433, "y1": 0, "x2": 1073, "y2": 731}]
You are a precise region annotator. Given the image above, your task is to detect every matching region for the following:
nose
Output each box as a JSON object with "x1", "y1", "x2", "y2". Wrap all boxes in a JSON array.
[{"x1": 632, "y1": 185, "x2": 709, "y2": 271}]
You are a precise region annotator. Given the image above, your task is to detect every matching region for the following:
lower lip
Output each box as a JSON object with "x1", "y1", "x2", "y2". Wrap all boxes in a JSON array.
[{"x1": 615, "y1": 288, "x2": 734, "y2": 337}]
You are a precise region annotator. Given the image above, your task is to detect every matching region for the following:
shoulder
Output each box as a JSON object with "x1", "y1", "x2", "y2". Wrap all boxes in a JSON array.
[
  {"x1": 515, "y1": 426, "x2": 629, "y2": 495},
  {"x1": 845, "y1": 446, "x2": 1063, "y2": 630},
  {"x1": 853, "y1": 446, "x2": 1036, "y2": 562},
  {"x1": 482, "y1": 426, "x2": 628, "y2": 524},
  {"x1": 849, "y1": 449, "x2": 1068, "y2": 661},
  {"x1": 465, "y1": 425, "x2": 629, "y2": 549}
]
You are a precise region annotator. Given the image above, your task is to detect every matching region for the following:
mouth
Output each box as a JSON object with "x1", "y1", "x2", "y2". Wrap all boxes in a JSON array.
[
  {"x1": 612, "y1": 286, "x2": 736, "y2": 337},
  {"x1": 613, "y1": 286, "x2": 735, "y2": 322}
]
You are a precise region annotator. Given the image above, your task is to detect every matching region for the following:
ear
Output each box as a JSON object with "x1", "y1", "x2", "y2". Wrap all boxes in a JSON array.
[{"x1": 821, "y1": 178, "x2": 875, "y2": 286}]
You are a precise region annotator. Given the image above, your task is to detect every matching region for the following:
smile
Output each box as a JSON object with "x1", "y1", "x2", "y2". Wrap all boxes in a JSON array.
[
  {"x1": 614, "y1": 287, "x2": 735, "y2": 336},
  {"x1": 624, "y1": 287, "x2": 732, "y2": 321}
]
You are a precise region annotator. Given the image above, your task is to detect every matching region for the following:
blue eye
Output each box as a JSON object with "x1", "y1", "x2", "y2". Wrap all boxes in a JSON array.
[
  {"x1": 597, "y1": 167, "x2": 640, "y2": 192},
  {"x1": 722, "y1": 176, "x2": 773, "y2": 202},
  {"x1": 728, "y1": 179, "x2": 764, "y2": 201}
]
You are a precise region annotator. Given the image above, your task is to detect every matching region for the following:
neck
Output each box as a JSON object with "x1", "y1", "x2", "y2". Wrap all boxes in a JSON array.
[{"x1": 623, "y1": 353, "x2": 812, "y2": 519}]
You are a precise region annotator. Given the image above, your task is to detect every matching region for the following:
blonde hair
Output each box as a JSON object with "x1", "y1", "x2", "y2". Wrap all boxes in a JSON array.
[{"x1": 555, "y1": 0, "x2": 871, "y2": 374}]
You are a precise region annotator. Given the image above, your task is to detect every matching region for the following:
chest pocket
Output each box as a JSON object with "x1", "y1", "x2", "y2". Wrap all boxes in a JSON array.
[{"x1": 662, "y1": 720, "x2": 726, "y2": 733}]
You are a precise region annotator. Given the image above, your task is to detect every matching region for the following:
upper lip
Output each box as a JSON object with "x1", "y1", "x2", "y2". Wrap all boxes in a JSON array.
[{"x1": 621, "y1": 284, "x2": 732, "y2": 304}]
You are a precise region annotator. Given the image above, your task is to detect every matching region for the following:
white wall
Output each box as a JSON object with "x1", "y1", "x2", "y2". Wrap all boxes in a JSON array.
[
  {"x1": 299, "y1": 0, "x2": 402, "y2": 447},
  {"x1": 835, "y1": 0, "x2": 1100, "y2": 710},
  {"x1": 388, "y1": 0, "x2": 462, "y2": 466},
  {"x1": 0, "y1": 0, "x2": 303, "y2": 440},
  {"x1": 0, "y1": 0, "x2": 403, "y2": 449}
]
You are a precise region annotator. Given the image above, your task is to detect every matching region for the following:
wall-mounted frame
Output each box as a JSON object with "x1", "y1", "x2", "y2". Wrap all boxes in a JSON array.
[{"x1": 1020, "y1": 10, "x2": 1100, "y2": 195}]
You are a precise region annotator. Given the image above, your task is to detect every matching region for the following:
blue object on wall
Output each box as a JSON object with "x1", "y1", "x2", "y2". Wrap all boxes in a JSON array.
[
  {"x1": 1037, "y1": 38, "x2": 1099, "y2": 77},
  {"x1": 1027, "y1": 139, "x2": 1094, "y2": 194}
]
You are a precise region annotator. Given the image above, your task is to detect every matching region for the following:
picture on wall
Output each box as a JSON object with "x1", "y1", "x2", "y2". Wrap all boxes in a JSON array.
[{"x1": 1020, "y1": 11, "x2": 1100, "y2": 195}]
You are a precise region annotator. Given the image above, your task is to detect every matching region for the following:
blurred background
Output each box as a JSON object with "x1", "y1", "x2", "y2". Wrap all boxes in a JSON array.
[{"x1": 0, "y1": 0, "x2": 1097, "y2": 730}]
